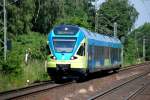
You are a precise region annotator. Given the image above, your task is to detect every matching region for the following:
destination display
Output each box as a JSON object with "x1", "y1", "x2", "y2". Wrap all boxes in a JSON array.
[{"x1": 53, "y1": 25, "x2": 79, "y2": 35}]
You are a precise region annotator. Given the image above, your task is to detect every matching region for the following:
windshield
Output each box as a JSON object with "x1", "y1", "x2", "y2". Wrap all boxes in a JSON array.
[{"x1": 53, "y1": 38, "x2": 76, "y2": 53}]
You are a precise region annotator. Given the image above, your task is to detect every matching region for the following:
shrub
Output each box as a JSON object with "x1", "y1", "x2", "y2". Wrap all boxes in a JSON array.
[{"x1": 0, "y1": 55, "x2": 22, "y2": 75}]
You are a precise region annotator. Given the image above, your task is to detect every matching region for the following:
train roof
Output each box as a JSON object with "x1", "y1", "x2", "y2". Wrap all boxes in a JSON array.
[{"x1": 80, "y1": 27, "x2": 122, "y2": 48}]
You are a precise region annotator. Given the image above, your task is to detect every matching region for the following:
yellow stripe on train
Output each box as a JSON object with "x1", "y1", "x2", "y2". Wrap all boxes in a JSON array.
[{"x1": 47, "y1": 56, "x2": 87, "y2": 69}]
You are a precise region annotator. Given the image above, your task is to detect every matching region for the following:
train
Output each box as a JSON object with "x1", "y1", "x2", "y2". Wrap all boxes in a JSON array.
[{"x1": 46, "y1": 24, "x2": 122, "y2": 81}]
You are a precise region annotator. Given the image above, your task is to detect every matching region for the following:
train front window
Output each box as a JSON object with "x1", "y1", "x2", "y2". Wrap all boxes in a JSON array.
[
  {"x1": 53, "y1": 38, "x2": 76, "y2": 53},
  {"x1": 53, "y1": 25, "x2": 79, "y2": 35}
]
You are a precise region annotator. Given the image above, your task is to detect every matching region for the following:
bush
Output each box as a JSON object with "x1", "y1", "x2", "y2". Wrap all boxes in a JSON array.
[
  {"x1": 30, "y1": 40, "x2": 47, "y2": 60},
  {"x1": 0, "y1": 56, "x2": 22, "y2": 75},
  {"x1": 15, "y1": 32, "x2": 47, "y2": 60},
  {"x1": 0, "y1": 32, "x2": 48, "y2": 91}
]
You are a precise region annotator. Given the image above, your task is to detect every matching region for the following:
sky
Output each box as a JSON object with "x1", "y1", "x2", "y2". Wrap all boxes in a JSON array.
[{"x1": 97, "y1": 0, "x2": 150, "y2": 29}]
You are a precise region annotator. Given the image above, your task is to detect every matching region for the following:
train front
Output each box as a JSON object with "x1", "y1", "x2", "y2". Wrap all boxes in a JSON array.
[{"x1": 47, "y1": 25, "x2": 87, "y2": 81}]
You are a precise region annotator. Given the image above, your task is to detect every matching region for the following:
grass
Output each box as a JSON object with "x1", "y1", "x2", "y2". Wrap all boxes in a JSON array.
[
  {"x1": 22, "y1": 60, "x2": 49, "y2": 84},
  {"x1": 0, "y1": 60, "x2": 49, "y2": 92},
  {"x1": 122, "y1": 58, "x2": 144, "y2": 68}
]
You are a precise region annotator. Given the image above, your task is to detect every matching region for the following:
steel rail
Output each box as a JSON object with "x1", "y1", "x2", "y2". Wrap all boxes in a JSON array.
[
  {"x1": 88, "y1": 71, "x2": 150, "y2": 100},
  {"x1": 124, "y1": 81, "x2": 150, "y2": 100},
  {"x1": 0, "y1": 81, "x2": 74, "y2": 100}
]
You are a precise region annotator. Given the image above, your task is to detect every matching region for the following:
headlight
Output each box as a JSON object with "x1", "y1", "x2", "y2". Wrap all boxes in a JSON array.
[
  {"x1": 70, "y1": 56, "x2": 77, "y2": 60},
  {"x1": 50, "y1": 56, "x2": 57, "y2": 60}
]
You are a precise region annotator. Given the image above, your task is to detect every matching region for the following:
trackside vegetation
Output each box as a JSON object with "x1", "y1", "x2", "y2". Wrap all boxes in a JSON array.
[{"x1": 0, "y1": 32, "x2": 49, "y2": 91}]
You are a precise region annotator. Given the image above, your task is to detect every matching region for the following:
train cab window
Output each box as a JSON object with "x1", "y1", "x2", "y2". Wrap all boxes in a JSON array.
[
  {"x1": 53, "y1": 37, "x2": 76, "y2": 53},
  {"x1": 77, "y1": 43, "x2": 85, "y2": 56}
]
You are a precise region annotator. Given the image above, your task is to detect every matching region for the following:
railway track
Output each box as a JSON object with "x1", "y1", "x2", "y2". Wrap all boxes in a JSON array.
[
  {"x1": 0, "y1": 62, "x2": 149, "y2": 100},
  {"x1": 0, "y1": 81, "x2": 74, "y2": 100},
  {"x1": 124, "y1": 81, "x2": 150, "y2": 100},
  {"x1": 88, "y1": 69, "x2": 150, "y2": 100}
]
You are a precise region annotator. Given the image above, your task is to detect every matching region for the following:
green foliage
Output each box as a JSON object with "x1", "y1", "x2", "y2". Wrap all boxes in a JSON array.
[
  {"x1": 124, "y1": 37, "x2": 137, "y2": 65},
  {"x1": 61, "y1": 0, "x2": 90, "y2": 18},
  {"x1": 0, "y1": 60, "x2": 49, "y2": 92},
  {"x1": 0, "y1": 54, "x2": 22, "y2": 75},
  {"x1": 22, "y1": 60, "x2": 49, "y2": 84},
  {"x1": 130, "y1": 23, "x2": 150, "y2": 60},
  {"x1": 0, "y1": 32, "x2": 48, "y2": 92},
  {"x1": 14, "y1": 32, "x2": 47, "y2": 60},
  {"x1": 54, "y1": 0, "x2": 94, "y2": 30},
  {"x1": 32, "y1": 0, "x2": 60, "y2": 33},
  {"x1": 0, "y1": 0, "x2": 94, "y2": 34},
  {"x1": 55, "y1": 17, "x2": 92, "y2": 29},
  {"x1": 96, "y1": 0, "x2": 138, "y2": 37},
  {"x1": 7, "y1": 0, "x2": 35, "y2": 34},
  {"x1": 0, "y1": 32, "x2": 47, "y2": 75}
]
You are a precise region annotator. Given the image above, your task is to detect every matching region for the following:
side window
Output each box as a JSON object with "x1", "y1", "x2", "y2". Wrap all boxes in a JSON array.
[
  {"x1": 118, "y1": 48, "x2": 121, "y2": 61},
  {"x1": 77, "y1": 44, "x2": 85, "y2": 56},
  {"x1": 88, "y1": 45, "x2": 92, "y2": 60},
  {"x1": 94, "y1": 46, "x2": 97, "y2": 60},
  {"x1": 115, "y1": 48, "x2": 117, "y2": 61},
  {"x1": 117, "y1": 48, "x2": 119, "y2": 61},
  {"x1": 101, "y1": 47, "x2": 104, "y2": 58},
  {"x1": 104, "y1": 47, "x2": 109, "y2": 59}
]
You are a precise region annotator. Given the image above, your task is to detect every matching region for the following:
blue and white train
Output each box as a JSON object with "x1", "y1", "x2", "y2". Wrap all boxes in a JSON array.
[{"x1": 47, "y1": 24, "x2": 122, "y2": 81}]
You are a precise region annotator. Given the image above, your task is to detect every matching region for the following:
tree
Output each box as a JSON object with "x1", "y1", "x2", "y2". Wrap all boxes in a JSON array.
[
  {"x1": 32, "y1": 0, "x2": 60, "y2": 33},
  {"x1": 0, "y1": 0, "x2": 95, "y2": 34},
  {"x1": 130, "y1": 23, "x2": 150, "y2": 61},
  {"x1": 54, "y1": 0, "x2": 94, "y2": 30},
  {"x1": 55, "y1": 16, "x2": 91, "y2": 29},
  {"x1": 96, "y1": 0, "x2": 138, "y2": 37},
  {"x1": 124, "y1": 37, "x2": 137, "y2": 64},
  {"x1": 7, "y1": 0, "x2": 35, "y2": 35}
]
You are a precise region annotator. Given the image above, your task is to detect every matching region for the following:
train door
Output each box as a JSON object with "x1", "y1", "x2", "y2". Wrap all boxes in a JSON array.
[
  {"x1": 104, "y1": 47, "x2": 111, "y2": 67},
  {"x1": 99, "y1": 47, "x2": 104, "y2": 66},
  {"x1": 92, "y1": 45, "x2": 95, "y2": 71},
  {"x1": 111, "y1": 48, "x2": 115, "y2": 65}
]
